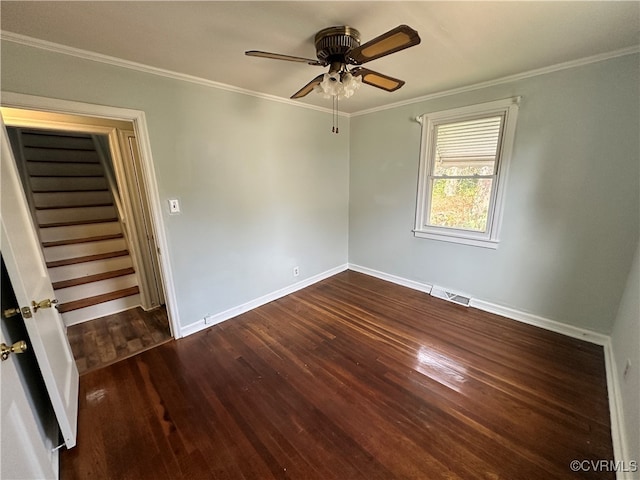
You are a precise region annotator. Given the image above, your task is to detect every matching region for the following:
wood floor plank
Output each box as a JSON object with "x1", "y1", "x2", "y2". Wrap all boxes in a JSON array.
[{"x1": 61, "y1": 271, "x2": 614, "y2": 479}]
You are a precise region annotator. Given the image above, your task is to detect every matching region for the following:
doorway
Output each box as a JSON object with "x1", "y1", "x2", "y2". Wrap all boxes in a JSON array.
[
  {"x1": 1, "y1": 95, "x2": 180, "y2": 367},
  {"x1": 7, "y1": 127, "x2": 151, "y2": 322}
]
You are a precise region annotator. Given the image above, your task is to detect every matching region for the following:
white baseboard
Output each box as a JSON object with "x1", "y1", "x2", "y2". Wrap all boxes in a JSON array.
[
  {"x1": 349, "y1": 263, "x2": 609, "y2": 344},
  {"x1": 603, "y1": 341, "x2": 631, "y2": 480},
  {"x1": 348, "y1": 263, "x2": 628, "y2": 477},
  {"x1": 348, "y1": 264, "x2": 433, "y2": 294},
  {"x1": 468, "y1": 298, "x2": 610, "y2": 345},
  {"x1": 179, "y1": 264, "x2": 348, "y2": 338}
]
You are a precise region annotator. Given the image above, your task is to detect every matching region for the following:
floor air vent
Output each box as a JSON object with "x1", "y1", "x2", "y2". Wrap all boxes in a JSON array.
[{"x1": 430, "y1": 286, "x2": 471, "y2": 307}]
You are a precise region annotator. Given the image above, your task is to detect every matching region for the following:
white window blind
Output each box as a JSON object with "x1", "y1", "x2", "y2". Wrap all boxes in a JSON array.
[{"x1": 434, "y1": 116, "x2": 502, "y2": 165}]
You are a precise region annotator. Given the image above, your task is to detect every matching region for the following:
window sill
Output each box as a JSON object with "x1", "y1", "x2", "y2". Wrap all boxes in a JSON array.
[{"x1": 413, "y1": 229, "x2": 499, "y2": 249}]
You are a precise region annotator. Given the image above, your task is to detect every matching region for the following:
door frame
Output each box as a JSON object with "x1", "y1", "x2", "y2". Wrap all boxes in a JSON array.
[{"x1": 1, "y1": 92, "x2": 181, "y2": 338}]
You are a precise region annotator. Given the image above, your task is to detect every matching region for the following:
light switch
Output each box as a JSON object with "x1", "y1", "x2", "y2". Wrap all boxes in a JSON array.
[{"x1": 168, "y1": 198, "x2": 181, "y2": 214}]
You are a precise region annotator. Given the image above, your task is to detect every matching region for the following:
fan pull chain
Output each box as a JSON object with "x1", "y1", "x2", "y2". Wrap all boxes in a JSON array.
[
  {"x1": 331, "y1": 96, "x2": 339, "y2": 134},
  {"x1": 331, "y1": 96, "x2": 336, "y2": 133},
  {"x1": 336, "y1": 96, "x2": 339, "y2": 134},
  {"x1": 331, "y1": 95, "x2": 336, "y2": 133}
]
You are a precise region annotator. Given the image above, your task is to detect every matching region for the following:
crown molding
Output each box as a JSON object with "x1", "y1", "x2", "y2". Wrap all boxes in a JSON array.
[
  {"x1": 2, "y1": 30, "x2": 637, "y2": 119},
  {"x1": 352, "y1": 45, "x2": 640, "y2": 117},
  {"x1": 0, "y1": 30, "x2": 348, "y2": 117}
]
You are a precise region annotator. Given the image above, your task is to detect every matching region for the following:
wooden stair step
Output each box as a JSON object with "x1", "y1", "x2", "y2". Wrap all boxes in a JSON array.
[
  {"x1": 24, "y1": 156, "x2": 99, "y2": 164},
  {"x1": 35, "y1": 202, "x2": 114, "y2": 210},
  {"x1": 26, "y1": 159, "x2": 100, "y2": 165},
  {"x1": 42, "y1": 233, "x2": 124, "y2": 248},
  {"x1": 52, "y1": 267, "x2": 135, "y2": 290},
  {"x1": 29, "y1": 174, "x2": 105, "y2": 178},
  {"x1": 32, "y1": 188, "x2": 109, "y2": 193},
  {"x1": 23, "y1": 144, "x2": 94, "y2": 152},
  {"x1": 57, "y1": 286, "x2": 140, "y2": 313},
  {"x1": 28, "y1": 164, "x2": 104, "y2": 178},
  {"x1": 39, "y1": 217, "x2": 119, "y2": 228},
  {"x1": 20, "y1": 132, "x2": 93, "y2": 148},
  {"x1": 46, "y1": 250, "x2": 130, "y2": 268},
  {"x1": 23, "y1": 148, "x2": 100, "y2": 163},
  {"x1": 31, "y1": 175, "x2": 106, "y2": 186}
]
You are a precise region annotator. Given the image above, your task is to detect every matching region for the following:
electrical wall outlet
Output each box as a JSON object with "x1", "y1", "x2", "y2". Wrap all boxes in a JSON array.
[{"x1": 293, "y1": 266, "x2": 300, "y2": 277}]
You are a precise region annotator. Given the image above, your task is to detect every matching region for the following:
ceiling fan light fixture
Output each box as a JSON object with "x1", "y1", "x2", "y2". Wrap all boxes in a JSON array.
[
  {"x1": 314, "y1": 72, "x2": 340, "y2": 98},
  {"x1": 313, "y1": 70, "x2": 362, "y2": 99},
  {"x1": 341, "y1": 72, "x2": 362, "y2": 98}
]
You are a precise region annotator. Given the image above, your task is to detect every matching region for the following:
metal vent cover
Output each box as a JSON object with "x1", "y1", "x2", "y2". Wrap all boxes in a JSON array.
[{"x1": 430, "y1": 286, "x2": 471, "y2": 307}]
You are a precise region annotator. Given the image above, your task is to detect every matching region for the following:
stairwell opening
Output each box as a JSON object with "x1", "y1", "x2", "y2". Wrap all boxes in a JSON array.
[{"x1": 5, "y1": 122, "x2": 167, "y2": 331}]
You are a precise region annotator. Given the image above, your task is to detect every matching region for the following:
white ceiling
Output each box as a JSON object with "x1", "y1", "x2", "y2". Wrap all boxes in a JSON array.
[{"x1": 1, "y1": 1, "x2": 639, "y2": 114}]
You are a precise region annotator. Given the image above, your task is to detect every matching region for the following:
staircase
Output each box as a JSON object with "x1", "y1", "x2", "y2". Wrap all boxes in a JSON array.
[{"x1": 12, "y1": 128, "x2": 141, "y2": 326}]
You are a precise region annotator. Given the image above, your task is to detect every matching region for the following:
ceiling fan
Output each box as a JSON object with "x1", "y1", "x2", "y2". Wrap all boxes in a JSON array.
[{"x1": 245, "y1": 25, "x2": 421, "y2": 100}]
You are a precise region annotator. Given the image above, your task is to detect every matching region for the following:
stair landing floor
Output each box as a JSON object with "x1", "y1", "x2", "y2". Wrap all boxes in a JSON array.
[{"x1": 66, "y1": 305, "x2": 172, "y2": 375}]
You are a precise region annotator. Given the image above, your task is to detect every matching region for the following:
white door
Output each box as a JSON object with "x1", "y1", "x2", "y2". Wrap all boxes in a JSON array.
[
  {"x1": 1, "y1": 118, "x2": 79, "y2": 448},
  {"x1": 1, "y1": 287, "x2": 58, "y2": 479}
]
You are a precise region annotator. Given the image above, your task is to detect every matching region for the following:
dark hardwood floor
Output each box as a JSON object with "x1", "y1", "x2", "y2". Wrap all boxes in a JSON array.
[
  {"x1": 61, "y1": 271, "x2": 613, "y2": 479},
  {"x1": 66, "y1": 305, "x2": 172, "y2": 375}
]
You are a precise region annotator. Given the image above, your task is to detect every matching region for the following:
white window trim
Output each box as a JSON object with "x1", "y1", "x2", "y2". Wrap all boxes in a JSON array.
[{"x1": 414, "y1": 97, "x2": 520, "y2": 249}]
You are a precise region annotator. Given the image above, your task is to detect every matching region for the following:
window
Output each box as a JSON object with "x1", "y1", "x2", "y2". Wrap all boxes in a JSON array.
[{"x1": 414, "y1": 98, "x2": 520, "y2": 248}]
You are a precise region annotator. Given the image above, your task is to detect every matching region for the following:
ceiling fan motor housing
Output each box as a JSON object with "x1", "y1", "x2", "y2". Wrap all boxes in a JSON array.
[{"x1": 315, "y1": 26, "x2": 361, "y2": 66}]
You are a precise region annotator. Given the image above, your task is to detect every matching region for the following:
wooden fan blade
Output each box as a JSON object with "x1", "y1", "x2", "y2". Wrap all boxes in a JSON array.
[
  {"x1": 291, "y1": 74, "x2": 325, "y2": 99},
  {"x1": 347, "y1": 25, "x2": 421, "y2": 65},
  {"x1": 245, "y1": 50, "x2": 324, "y2": 66},
  {"x1": 351, "y1": 68, "x2": 405, "y2": 92}
]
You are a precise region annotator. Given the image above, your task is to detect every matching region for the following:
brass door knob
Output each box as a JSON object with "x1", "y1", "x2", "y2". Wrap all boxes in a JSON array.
[
  {"x1": 1, "y1": 340, "x2": 27, "y2": 361},
  {"x1": 31, "y1": 298, "x2": 58, "y2": 313}
]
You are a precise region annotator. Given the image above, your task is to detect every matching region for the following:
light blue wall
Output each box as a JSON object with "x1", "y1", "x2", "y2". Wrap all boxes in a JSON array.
[
  {"x1": 350, "y1": 54, "x2": 639, "y2": 333},
  {"x1": 2, "y1": 40, "x2": 638, "y2": 335},
  {"x1": 1, "y1": 41, "x2": 349, "y2": 330}
]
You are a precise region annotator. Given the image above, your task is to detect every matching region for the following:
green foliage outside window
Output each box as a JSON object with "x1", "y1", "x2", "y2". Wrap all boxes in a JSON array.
[{"x1": 429, "y1": 165, "x2": 493, "y2": 232}]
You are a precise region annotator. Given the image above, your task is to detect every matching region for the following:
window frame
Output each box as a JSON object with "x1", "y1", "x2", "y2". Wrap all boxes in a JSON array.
[{"x1": 414, "y1": 97, "x2": 520, "y2": 248}]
